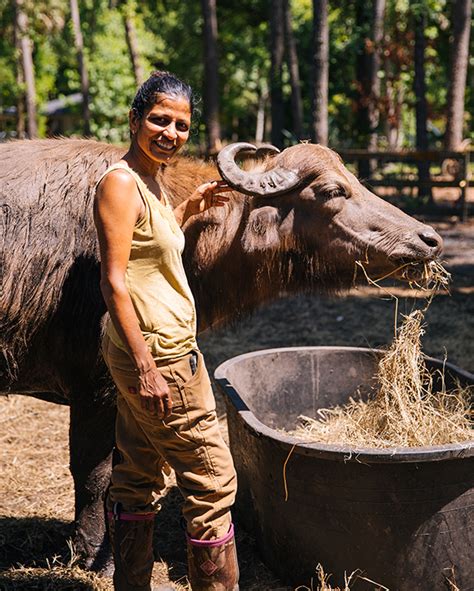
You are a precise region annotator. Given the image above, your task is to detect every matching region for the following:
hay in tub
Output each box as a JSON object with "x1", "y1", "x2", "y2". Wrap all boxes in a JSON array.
[{"x1": 290, "y1": 262, "x2": 473, "y2": 448}]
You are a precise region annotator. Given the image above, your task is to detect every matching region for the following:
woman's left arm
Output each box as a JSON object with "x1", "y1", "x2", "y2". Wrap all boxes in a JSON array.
[{"x1": 173, "y1": 180, "x2": 232, "y2": 226}]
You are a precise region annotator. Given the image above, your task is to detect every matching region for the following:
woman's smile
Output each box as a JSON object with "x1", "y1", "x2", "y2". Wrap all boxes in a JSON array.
[
  {"x1": 153, "y1": 139, "x2": 175, "y2": 151},
  {"x1": 151, "y1": 137, "x2": 177, "y2": 157}
]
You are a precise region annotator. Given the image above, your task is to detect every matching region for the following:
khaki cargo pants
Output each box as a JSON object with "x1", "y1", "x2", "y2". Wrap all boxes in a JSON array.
[{"x1": 102, "y1": 334, "x2": 237, "y2": 540}]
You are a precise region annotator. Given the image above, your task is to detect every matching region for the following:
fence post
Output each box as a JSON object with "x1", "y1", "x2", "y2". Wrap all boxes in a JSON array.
[{"x1": 460, "y1": 151, "x2": 470, "y2": 222}]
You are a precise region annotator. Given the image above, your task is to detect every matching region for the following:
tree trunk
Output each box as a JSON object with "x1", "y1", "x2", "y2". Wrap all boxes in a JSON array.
[
  {"x1": 201, "y1": 0, "x2": 221, "y2": 155},
  {"x1": 445, "y1": 0, "x2": 472, "y2": 150},
  {"x1": 283, "y1": 0, "x2": 303, "y2": 140},
  {"x1": 355, "y1": 0, "x2": 385, "y2": 145},
  {"x1": 368, "y1": 0, "x2": 385, "y2": 150},
  {"x1": 122, "y1": 1, "x2": 145, "y2": 87},
  {"x1": 355, "y1": 0, "x2": 385, "y2": 175},
  {"x1": 270, "y1": 0, "x2": 285, "y2": 148},
  {"x1": 70, "y1": 0, "x2": 91, "y2": 136},
  {"x1": 383, "y1": 9, "x2": 404, "y2": 150},
  {"x1": 413, "y1": 11, "x2": 431, "y2": 201},
  {"x1": 13, "y1": 4, "x2": 25, "y2": 138},
  {"x1": 15, "y1": 0, "x2": 37, "y2": 138},
  {"x1": 355, "y1": 0, "x2": 372, "y2": 147},
  {"x1": 310, "y1": 0, "x2": 329, "y2": 145},
  {"x1": 255, "y1": 83, "x2": 267, "y2": 143}
]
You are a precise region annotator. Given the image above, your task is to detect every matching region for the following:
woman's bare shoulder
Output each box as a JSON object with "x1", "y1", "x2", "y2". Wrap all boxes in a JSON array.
[
  {"x1": 96, "y1": 166, "x2": 139, "y2": 202},
  {"x1": 98, "y1": 166, "x2": 137, "y2": 190}
]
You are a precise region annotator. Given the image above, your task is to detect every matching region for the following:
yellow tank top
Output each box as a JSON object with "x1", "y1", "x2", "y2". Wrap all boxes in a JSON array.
[{"x1": 97, "y1": 163, "x2": 197, "y2": 360}]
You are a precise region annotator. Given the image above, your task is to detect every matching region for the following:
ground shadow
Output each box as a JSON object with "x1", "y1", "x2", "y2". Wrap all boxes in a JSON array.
[
  {"x1": 0, "y1": 517, "x2": 101, "y2": 591},
  {"x1": 0, "y1": 517, "x2": 73, "y2": 570},
  {"x1": 0, "y1": 493, "x2": 287, "y2": 591},
  {"x1": 152, "y1": 486, "x2": 188, "y2": 584},
  {"x1": 0, "y1": 571, "x2": 100, "y2": 591}
]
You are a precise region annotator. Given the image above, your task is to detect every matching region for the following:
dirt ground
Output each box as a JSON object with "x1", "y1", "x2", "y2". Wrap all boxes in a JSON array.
[{"x1": 1, "y1": 218, "x2": 473, "y2": 591}]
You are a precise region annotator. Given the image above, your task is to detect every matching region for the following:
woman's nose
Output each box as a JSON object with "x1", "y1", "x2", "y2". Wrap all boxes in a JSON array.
[{"x1": 163, "y1": 124, "x2": 177, "y2": 140}]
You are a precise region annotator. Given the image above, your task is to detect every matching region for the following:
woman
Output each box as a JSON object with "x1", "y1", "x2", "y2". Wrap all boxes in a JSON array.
[{"x1": 94, "y1": 71, "x2": 239, "y2": 591}]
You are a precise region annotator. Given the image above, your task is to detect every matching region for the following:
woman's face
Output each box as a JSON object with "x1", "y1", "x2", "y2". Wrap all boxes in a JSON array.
[{"x1": 131, "y1": 95, "x2": 191, "y2": 164}]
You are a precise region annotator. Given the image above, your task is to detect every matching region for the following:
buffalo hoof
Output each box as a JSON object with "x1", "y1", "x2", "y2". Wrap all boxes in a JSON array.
[
  {"x1": 95, "y1": 558, "x2": 114, "y2": 578},
  {"x1": 77, "y1": 539, "x2": 113, "y2": 576}
]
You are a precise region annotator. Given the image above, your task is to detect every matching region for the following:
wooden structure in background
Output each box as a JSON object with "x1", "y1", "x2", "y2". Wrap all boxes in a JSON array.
[{"x1": 338, "y1": 149, "x2": 471, "y2": 221}]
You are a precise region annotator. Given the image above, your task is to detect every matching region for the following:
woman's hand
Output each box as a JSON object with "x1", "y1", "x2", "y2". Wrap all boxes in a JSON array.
[
  {"x1": 173, "y1": 180, "x2": 232, "y2": 225},
  {"x1": 136, "y1": 366, "x2": 172, "y2": 418},
  {"x1": 188, "y1": 180, "x2": 232, "y2": 214}
]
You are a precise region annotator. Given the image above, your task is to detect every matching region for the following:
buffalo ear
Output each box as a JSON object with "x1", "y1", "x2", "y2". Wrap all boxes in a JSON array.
[{"x1": 241, "y1": 205, "x2": 281, "y2": 253}]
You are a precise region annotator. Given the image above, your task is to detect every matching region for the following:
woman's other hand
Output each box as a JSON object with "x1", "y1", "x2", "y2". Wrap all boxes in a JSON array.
[
  {"x1": 136, "y1": 366, "x2": 172, "y2": 417},
  {"x1": 173, "y1": 180, "x2": 232, "y2": 225}
]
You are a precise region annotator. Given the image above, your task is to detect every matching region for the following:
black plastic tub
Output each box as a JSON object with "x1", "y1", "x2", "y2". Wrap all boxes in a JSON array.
[{"x1": 215, "y1": 347, "x2": 474, "y2": 590}]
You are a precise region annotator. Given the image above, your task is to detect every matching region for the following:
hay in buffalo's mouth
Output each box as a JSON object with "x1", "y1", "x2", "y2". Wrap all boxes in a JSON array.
[
  {"x1": 356, "y1": 258, "x2": 451, "y2": 292},
  {"x1": 396, "y1": 259, "x2": 451, "y2": 290}
]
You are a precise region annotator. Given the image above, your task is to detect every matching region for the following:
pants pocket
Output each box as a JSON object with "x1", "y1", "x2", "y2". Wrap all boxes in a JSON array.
[
  {"x1": 169, "y1": 352, "x2": 216, "y2": 415},
  {"x1": 104, "y1": 338, "x2": 187, "y2": 416}
]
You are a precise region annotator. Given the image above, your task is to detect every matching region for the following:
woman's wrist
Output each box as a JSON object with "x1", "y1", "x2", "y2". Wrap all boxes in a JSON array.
[
  {"x1": 136, "y1": 363, "x2": 156, "y2": 375},
  {"x1": 130, "y1": 348, "x2": 156, "y2": 375}
]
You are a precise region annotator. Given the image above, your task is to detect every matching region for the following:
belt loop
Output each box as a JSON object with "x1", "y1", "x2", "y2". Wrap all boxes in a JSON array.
[{"x1": 113, "y1": 501, "x2": 122, "y2": 521}]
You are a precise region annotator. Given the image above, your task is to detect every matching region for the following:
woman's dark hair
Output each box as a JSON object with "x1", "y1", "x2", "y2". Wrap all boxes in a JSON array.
[{"x1": 131, "y1": 71, "x2": 198, "y2": 120}]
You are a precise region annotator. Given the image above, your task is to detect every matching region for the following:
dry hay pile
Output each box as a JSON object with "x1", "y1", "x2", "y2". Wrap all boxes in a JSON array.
[
  {"x1": 291, "y1": 262, "x2": 473, "y2": 449},
  {"x1": 295, "y1": 564, "x2": 388, "y2": 591},
  {"x1": 0, "y1": 564, "x2": 112, "y2": 591},
  {"x1": 0, "y1": 561, "x2": 188, "y2": 591},
  {"x1": 295, "y1": 564, "x2": 461, "y2": 591},
  {"x1": 295, "y1": 564, "x2": 355, "y2": 591}
]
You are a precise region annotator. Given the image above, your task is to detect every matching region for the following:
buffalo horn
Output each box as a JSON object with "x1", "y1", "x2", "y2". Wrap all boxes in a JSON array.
[
  {"x1": 216, "y1": 142, "x2": 302, "y2": 197},
  {"x1": 255, "y1": 144, "x2": 281, "y2": 158}
]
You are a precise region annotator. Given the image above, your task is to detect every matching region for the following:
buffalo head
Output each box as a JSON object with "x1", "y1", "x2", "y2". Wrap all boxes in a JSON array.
[{"x1": 217, "y1": 142, "x2": 442, "y2": 288}]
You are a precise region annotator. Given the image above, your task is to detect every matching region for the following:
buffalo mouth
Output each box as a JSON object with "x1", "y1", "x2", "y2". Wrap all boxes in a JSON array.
[{"x1": 390, "y1": 258, "x2": 450, "y2": 289}]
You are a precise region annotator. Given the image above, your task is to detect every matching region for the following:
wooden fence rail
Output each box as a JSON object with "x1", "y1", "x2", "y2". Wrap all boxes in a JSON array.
[{"x1": 337, "y1": 149, "x2": 471, "y2": 221}]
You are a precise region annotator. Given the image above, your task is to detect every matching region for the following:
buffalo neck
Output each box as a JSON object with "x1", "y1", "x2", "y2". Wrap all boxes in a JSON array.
[{"x1": 181, "y1": 196, "x2": 324, "y2": 332}]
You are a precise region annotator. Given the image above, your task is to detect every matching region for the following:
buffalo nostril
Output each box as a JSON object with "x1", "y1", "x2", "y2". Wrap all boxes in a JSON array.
[{"x1": 419, "y1": 230, "x2": 442, "y2": 251}]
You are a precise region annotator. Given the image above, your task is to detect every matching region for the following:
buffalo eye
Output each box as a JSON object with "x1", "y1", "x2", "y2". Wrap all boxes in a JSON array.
[
  {"x1": 325, "y1": 183, "x2": 348, "y2": 199},
  {"x1": 314, "y1": 182, "x2": 349, "y2": 201}
]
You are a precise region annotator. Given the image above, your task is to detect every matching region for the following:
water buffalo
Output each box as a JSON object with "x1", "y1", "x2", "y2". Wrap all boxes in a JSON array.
[{"x1": 0, "y1": 138, "x2": 442, "y2": 570}]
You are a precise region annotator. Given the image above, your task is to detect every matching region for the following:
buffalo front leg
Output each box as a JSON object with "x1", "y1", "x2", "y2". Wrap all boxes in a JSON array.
[{"x1": 69, "y1": 396, "x2": 116, "y2": 572}]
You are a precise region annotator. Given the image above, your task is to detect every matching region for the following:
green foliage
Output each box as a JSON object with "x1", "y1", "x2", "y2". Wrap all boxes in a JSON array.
[
  {"x1": 218, "y1": 3, "x2": 270, "y2": 139},
  {"x1": 0, "y1": 0, "x2": 471, "y2": 146},
  {"x1": 0, "y1": 0, "x2": 17, "y2": 112},
  {"x1": 86, "y1": 8, "x2": 136, "y2": 141}
]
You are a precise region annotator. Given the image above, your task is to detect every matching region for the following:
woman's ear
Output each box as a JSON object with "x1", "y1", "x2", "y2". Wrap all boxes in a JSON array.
[{"x1": 129, "y1": 109, "x2": 139, "y2": 136}]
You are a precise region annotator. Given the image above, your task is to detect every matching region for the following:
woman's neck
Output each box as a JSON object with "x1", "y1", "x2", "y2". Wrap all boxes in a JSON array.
[{"x1": 123, "y1": 143, "x2": 161, "y2": 178}]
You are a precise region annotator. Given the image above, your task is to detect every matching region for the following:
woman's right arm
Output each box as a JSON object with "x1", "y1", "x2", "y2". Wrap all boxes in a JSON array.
[{"x1": 93, "y1": 171, "x2": 172, "y2": 417}]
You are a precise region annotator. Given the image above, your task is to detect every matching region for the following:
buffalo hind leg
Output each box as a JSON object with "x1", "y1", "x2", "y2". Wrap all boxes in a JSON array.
[{"x1": 69, "y1": 395, "x2": 116, "y2": 573}]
